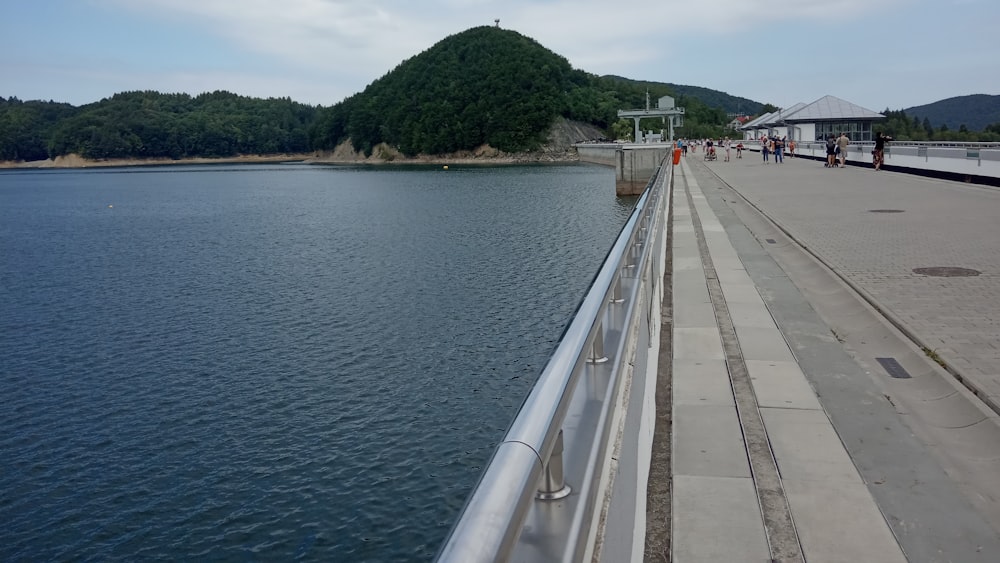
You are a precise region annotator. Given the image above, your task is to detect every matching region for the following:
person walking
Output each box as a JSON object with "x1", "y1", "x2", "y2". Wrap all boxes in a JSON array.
[
  {"x1": 837, "y1": 132, "x2": 850, "y2": 167},
  {"x1": 788, "y1": 139, "x2": 796, "y2": 157},
  {"x1": 774, "y1": 136, "x2": 784, "y2": 164},
  {"x1": 825, "y1": 135, "x2": 837, "y2": 168},
  {"x1": 873, "y1": 131, "x2": 893, "y2": 171},
  {"x1": 724, "y1": 137, "x2": 731, "y2": 162},
  {"x1": 761, "y1": 135, "x2": 770, "y2": 163}
]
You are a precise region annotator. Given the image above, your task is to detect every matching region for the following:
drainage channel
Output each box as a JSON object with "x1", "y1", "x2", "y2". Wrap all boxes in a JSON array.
[{"x1": 683, "y1": 169, "x2": 805, "y2": 563}]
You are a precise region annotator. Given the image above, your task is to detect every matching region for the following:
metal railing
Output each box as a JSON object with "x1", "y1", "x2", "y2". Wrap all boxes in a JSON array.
[{"x1": 436, "y1": 157, "x2": 672, "y2": 563}]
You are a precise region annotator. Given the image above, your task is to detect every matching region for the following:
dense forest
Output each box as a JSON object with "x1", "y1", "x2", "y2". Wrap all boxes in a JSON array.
[
  {"x1": 308, "y1": 26, "x2": 749, "y2": 156},
  {"x1": 0, "y1": 92, "x2": 317, "y2": 161},
  {"x1": 599, "y1": 75, "x2": 762, "y2": 117},
  {"x1": 878, "y1": 107, "x2": 1000, "y2": 142},
  {"x1": 901, "y1": 95, "x2": 1000, "y2": 133}
]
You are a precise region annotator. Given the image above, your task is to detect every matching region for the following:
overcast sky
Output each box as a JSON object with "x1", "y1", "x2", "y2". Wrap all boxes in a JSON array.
[{"x1": 3, "y1": 0, "x2": 998, "y2": 113}]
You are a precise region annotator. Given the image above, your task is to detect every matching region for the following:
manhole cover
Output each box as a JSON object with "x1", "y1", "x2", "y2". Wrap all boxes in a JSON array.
[
  {"x1": 913, "y1": 267, "x2": 981, "y2": 277},
  {"x1": 869, "y1": 209, "x2": 905, "y2": 213}
]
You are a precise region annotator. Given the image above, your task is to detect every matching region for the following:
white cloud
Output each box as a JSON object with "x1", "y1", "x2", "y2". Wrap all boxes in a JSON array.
[
  {"x1": 19, "y1": 0, "x2": 996, "y2": 108},
  {"x1": 100, "y1": 0, "x2": 901, "y2": 78}
]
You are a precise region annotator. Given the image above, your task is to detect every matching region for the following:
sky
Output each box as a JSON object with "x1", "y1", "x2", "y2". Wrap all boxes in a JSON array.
[{"x1": 2, "y1": 0, "x2": 998, "y2": 113}]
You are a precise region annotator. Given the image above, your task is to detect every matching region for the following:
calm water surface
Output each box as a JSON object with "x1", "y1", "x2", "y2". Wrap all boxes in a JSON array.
[{"x1": 0, "y1": 163, "x2": 632, "y2": 561}]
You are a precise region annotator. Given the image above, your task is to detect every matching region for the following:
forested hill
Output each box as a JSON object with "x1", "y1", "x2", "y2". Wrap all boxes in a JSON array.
[
  {"x1": 902, "y1": 95, "x2": 1000, "y2": 132},
  {"x1": 599, "y1": 75, "x2": 762, "y2": 116},
  {"x1": 0, "y1": 92, "x2": 317, "y2": 161},
  {"x1": 309, "y1": 26, "x2": 748, "y2": 156},
  {"x1": 2, "y1": 26, "x2": 763, "y2": 163}
]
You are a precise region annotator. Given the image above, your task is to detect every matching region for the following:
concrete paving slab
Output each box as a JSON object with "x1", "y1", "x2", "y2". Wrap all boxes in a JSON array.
[
  {"x1": 672, "y1": 256, "x2": 703, "y2": 271},
  {"x1": 745, "y1": 360, "x2": 823, "y2": 410},
  {"x1": 726, "y1": 301, "x2": 778, "y2": 329},
  {"x1": 673, "y1": 359, "x2": 734, "y2": 407},
  {"x1": 909, "y1": 391, "x2": 990, "y2": 429},
  {"x1": 673, "y1": 404, "x2": 751, "y2": 478},
  {"x1": 783, "y1": 480, "x2": 907, "y2": 563},
  {"x1": 672, "y1": 274, "x2": 711, "y2": 304},
  {"x1": 672, "y1": 265, "x2": 708, "y2": 285},
  {"x1": 682, "y1": 155, "x2": 1000, "y2": 561},
  {"x1": 760, "y1": 408, "x2": 861, "y2": 484},
  {"x1": 697, "y1": 221, "x2": 726, "y2": 233},
  {"x1": 671, "y1": 475, "x2": 770, "y2": 563},
  {"x1": 714, "y1": 266, "x2": 750, "y2": 286},
  {"x1": 672, "y1": 297, "x2": 718, "y2": 329},
  {"x1": 674, "y1": 327, "x2": 725, "y2": 360},
  {"x1": 671, "y1": 246, "x2": 701, "y2": 262},
  {"x1": 719, "y1": 283, "x2": 765, "y2": 304},
  {"x1": 733, "y1": 325, "x2": 797, "y2": 362},
  {"x1": 935, "y1": 419, "x2": 1000, "y2": 461}
]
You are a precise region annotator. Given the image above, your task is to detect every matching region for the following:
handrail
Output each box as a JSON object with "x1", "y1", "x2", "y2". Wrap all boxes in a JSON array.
[
  {"x1": 747, "y1": 139, "x2": 1000, "y2": 149},
  {"x1": 436, "y1": 156, "x2": 672, "y2": 563}
]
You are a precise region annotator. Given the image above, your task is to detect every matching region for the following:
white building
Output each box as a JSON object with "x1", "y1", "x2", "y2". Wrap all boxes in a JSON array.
[{"x1": 741, "y1": 95, "x2": 885, "y2": 142}]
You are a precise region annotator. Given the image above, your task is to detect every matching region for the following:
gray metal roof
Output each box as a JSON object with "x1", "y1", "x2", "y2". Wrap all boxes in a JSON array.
[
  {"x1": 742, "y1": 111, "x2": 776, "y2": 129},
  {"x1": 764, "y1": 102, "x2": 808, "y2": 125},
  {"x1": 784, "y1": 95, "x2": 884, "y2": 122}
]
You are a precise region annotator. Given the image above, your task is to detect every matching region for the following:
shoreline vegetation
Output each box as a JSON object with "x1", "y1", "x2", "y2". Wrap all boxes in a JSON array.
[
  {"x1": 1, "y1": 118, "x2": 598, "y2": 170},
  {"x1": 0, "y1": 142, "x2": 582, "y2": 170}
]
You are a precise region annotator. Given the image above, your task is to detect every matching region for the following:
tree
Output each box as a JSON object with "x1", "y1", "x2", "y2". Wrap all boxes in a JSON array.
[{"x1": 611, "y1": 119, "x2": 633, "y2": 141}]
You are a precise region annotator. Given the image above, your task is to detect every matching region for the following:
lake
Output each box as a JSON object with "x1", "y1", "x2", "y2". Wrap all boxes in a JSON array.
[{"x1": 0, "y1": 162, "x2": 633, "y2": 561}]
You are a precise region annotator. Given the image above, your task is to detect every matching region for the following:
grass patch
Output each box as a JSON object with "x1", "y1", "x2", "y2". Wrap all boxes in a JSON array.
[{"x1": 922, "y1": 347, "x2": 947, "y2": 368}]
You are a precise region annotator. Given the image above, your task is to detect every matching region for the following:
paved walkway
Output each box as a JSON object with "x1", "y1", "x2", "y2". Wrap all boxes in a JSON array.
[
  {"x1": 667, "y1": 154, "x2": 1000, "y2": 562},
  {"x1": 707, "y1": 151, "x2": 1000, "y2": 409}
]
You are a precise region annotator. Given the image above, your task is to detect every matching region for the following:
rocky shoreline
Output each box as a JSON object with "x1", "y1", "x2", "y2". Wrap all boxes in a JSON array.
[
  {"x1": 0, "y1": 118, "x2": 603, "y2": 170},
  {"x1": 0, "y1": 145, "x2": 580, "y2": 170}
]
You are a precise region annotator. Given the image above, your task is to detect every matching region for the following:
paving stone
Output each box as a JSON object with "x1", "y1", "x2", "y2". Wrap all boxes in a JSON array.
[
  {"x1": 760, "y1": 407, "x2": 861, "y2": 484},
  {"x1": 671, "y1": 475, "x2": 770, "y2": 563},
  {"x1": 745, "y1": 360, "x2": 823, "y2": 410},
  {"x1": 783, "y1": 480, "x2": 907, "y2": 563},
  {"x1": 673, "y1": 404, "x2": 751, "y2": 478},
  {"x1": 673, "y1": 359, "x2": 734, "y2": 407}
]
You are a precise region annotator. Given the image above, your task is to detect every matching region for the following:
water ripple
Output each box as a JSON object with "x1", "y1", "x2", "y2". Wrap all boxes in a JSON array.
[{"x1": 0, "y1": 163, "x2": 631, "y2": 561}]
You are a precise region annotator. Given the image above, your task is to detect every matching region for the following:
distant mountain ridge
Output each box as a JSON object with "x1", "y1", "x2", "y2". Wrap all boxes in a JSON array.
[
  {"x1": 902, "y1": 94, "x2": 1000, "y2": 131},
  {"x1": 600, "y1": 75, "x2": 763, "y2": 116}
]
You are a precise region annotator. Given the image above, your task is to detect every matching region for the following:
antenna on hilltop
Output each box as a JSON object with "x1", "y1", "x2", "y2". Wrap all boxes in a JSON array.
[{"x1": 495, "y1": 19, "x2": 500, "y2": 28}]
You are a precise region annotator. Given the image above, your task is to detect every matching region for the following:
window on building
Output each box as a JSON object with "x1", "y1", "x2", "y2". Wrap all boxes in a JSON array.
[{"x1": 813, "y1": 121, "x2": 873, "y2": 142}]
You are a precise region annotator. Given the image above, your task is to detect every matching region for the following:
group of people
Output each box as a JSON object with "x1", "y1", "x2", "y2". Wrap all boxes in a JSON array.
[
  {"x1": 759, "y1": 135, "x2": 794, "y2": 164},
  {"x1": 823, "y1": 131, "x2": 893, "y2": 170},
  {"x1": 677, "y1": 138, "x2": 741, "y2": 162},
  {"x1": 824, "y1": 132, "x2": 850, "y2": 168},
  {"x1": 678, "y1": 132, "x2": 893, "y2": 171}
]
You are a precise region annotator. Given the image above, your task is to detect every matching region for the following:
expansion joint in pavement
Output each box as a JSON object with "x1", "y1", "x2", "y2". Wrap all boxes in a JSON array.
[{"x1": 682, "y1": 169, "x2": 804, "y2": 563}]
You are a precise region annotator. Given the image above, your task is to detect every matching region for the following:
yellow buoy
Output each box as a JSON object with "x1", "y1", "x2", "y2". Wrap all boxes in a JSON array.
[{"x1": 443, "y1": 165, "x2": 449, "y2": 170}]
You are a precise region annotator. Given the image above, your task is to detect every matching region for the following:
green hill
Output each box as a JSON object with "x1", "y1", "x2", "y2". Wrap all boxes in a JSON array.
[
  {"x1": 902, "y1": 94, "x2": 1000, "y2": 132},
  {"x1": 3, "y1": 26, "x2": 767, "y2": 163},
  {"x1": 310, "y1": 26, "x2": 756, "y2": 156},
  {"x1": 600, "y1": 75, "x2": 763, "y2": 116}
]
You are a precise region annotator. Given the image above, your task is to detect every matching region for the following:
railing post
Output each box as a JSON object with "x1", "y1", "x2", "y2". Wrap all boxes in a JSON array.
[
  {"x1": 536, "y1": 429, "x2": 572, "y2": 500},
  {"x1": 610, "y1": 276, "x2": 625, "y2": 304},
  {"x1": 587, "y1": 321, "x2": 608, "y2": 364}
]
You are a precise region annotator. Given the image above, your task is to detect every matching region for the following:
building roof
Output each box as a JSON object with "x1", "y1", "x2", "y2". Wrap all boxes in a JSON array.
[
  {"x1": 784, "y1": 95, "x2": 884, "y2": 122},
  {"x1": 742, "y1": 111, "x2": 777, "y2": 129},
  {"x1": 764, "y1": 102, "x2": 808, "y2": 125}
]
